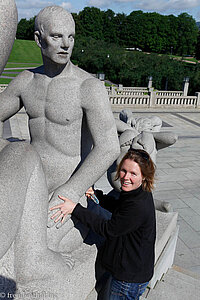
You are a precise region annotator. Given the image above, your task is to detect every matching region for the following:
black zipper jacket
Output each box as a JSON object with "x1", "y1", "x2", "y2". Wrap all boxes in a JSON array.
[{"x1": 72, "y1": 185, "x2": 156, "y2": 283}]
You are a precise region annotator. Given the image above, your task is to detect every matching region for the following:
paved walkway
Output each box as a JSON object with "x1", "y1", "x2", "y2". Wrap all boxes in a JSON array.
[{"x1": 3, "y1": 107, "x2": 200, "y2": 276}]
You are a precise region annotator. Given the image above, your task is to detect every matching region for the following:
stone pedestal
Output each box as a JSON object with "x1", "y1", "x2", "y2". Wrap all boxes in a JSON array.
[
  {"x1": 0, "y1": 242, "x2": 97, "y2": 300},
  {"x1": 149, "y1": 211, "x2": 179, "y2": 288}
]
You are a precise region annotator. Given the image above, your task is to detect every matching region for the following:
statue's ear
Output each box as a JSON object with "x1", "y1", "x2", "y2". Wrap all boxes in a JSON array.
[{"x1": 34, "y1": 31, "x2": 41, "y2": 48}]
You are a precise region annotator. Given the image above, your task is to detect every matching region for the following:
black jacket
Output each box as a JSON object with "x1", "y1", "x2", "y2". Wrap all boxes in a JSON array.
[{"x1": 72, "y1": 185, "x2": 156, "y2": 283}]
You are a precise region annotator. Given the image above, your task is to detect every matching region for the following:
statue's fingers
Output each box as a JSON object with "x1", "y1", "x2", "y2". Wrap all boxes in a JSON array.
[
  {"x1": 47, "y1": 216, "x2": 57, "y2": 228},
  {"x1": 56, "y1": 214, "x2": 70, "y2": 229}
]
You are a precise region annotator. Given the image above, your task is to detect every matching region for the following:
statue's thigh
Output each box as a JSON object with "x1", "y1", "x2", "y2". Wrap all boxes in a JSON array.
[{"x1": 0, "y1": 142, "x2": 43, "y2": 258}]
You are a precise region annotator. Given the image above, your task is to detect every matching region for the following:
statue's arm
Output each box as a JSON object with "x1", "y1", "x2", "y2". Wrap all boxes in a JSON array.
[
  {"x1": 58, "y1": 78, "x2": 120, "y2": 202},
  {"x1": 0, "y1": 72, "x2": 27, "y2": 139},
  {"x1": 153, "y1": 131, "x2": 178, "y2": 150}
]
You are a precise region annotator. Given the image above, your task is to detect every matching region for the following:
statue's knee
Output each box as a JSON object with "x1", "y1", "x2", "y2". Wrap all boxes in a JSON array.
[{"x1": 0, "y1": 142, "x2": 42, "y2": 174}]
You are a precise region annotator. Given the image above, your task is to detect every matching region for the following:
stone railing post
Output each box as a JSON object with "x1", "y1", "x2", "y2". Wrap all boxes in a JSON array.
[
  {"x1": 148, "y1": 76, "x2": 153, "y2": 89},
  {"x1": 183, "y1": 77, "x2": 189, "y2": 96},
  {"x1": 118, "y1": 84, "x2": 123, "y2": 91},
  {"x1": 111, "y1": 86, "x2": 116, "y2": 94},
  {"x1": 149, "y1": 89, "x2": 156, "y2": 107},
  {"x1": 195, "y1": 92, "x2": 200, "y2": 108}
]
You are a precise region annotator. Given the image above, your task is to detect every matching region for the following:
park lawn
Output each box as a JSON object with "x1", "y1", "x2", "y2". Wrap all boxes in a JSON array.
[
  {"x1": 0, "y1": 78, "x2": 12, "y2": 84},
  {"x1": 182, "y1": 57, "x2": 198, "y2": 63},
  {"x1": 0, "y1": 40, "x2": 43, "y2": 84},
  {"x1": 8, "y1": 39, "x2": 43, "y2": 64},
  {"x1": 1, "y1": 73, "x2": 19, "y2": 78}
]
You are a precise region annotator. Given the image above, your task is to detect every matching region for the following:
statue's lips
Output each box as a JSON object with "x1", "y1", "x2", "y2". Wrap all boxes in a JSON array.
[{"x1": 58, "y1": 52, "x2": 69, "y2": 56}]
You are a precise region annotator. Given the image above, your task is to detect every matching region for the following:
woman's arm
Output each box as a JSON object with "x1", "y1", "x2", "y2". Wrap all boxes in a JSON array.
[
  {"x1": 86, "y1": 187, "x2": 119, "y2": 213},
  {"x1": 50, "y1": 195, "x2": 144, "y2": 238}
]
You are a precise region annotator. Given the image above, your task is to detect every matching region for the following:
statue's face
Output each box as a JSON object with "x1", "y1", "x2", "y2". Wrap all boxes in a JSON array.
[
  {"x1": 40, "y1": 15, "x2": 75, "y2": 65},
  {"x1": 119, "y1": 159, "x2": 143, "y2": 192}
]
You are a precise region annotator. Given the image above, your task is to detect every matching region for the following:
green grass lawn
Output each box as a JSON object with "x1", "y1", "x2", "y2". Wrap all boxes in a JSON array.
[
  {"x1": 8, "y1": 39, "x2": 42, "y2": 63},
  {"x1": 0, "y1": 39, "x2": 42, "y2": 84},
  {"x1": 170, "y1": 54, "x2": 198, "y2": 63},
  {"x1": 0, "y1": 78, "x2": 12, "y2": 84}
]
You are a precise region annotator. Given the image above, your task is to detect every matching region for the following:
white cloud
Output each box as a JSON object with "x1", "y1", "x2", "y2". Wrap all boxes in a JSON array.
[
  {"x1": 60, "y1": 2, "x2": 72, "y2": 10},
  {"x1": 87, "y1": 0, "x2": 112, "y2": 6},
  {"x1": 16, "y1": 1, "x2": 54, "y2": 9},
  {"x1": 88, "y1": 0, "x2": 200, "y2": 11},
  {"x1": 137, "y1": 0, "x2": 199, "y2": 11},
  {"x1": 15, "y1": 1, "x2": 73, "y2": 20}
]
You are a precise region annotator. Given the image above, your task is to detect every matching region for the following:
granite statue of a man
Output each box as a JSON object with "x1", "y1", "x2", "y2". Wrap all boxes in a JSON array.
[{"x1": 0, "y1": 5, "x2": 120, "y2": 299}]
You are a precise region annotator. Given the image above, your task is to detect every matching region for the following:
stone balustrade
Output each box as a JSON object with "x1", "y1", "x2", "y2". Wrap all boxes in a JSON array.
[
  {"x1": 156, "y1": 91, "x2": 184, "y2": 97},
  {"x1": 156, "y1": 95, "x2": 197, "y2": 107},
  {"x1": 1, "y1": 84, "x2": 200, "y2": 108},
  {"x1": 109, "y1": 95, "x2": 150, "y2": 106},
  {"x1": 107, "y1": 85, "x2": 200, "y2": 108},
  {"x1": 0, "y1": 84, "x2": 8, "y2": 93}
]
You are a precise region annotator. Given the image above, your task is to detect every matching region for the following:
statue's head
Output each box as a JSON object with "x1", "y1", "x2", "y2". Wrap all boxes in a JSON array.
[{"x1": 34, "y1": 6, "x2": 75, "y2": 65}]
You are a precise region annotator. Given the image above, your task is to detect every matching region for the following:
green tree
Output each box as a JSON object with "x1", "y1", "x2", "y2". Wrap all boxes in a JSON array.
[
  {"x1": 102, "y1": 9, "x2": 118, "y2": 44},
  {"x1": 164, "y1": 15, "x2": 179, "y2": 54},
  {"x1": 16, "y1": 17, "x2": 35, "y2": 40},
  {"x1": 125, "y1": 11, "x2": 144, "y2": 49},
  {"x1": 113, "y1": 13, "x2": 128, "y2": 46},
  {"x1": 16, "y1": 18, "x2": 29, "y2": 39},
  {"x1": 195, "y1": 30, "x2": 200, "y2": 59},
  {"x1": 176, "y1": 13, "x2": 198, "y2": 56},
  {"x1": 78, "y1": 7, "x2": 104, "y2": 40}
]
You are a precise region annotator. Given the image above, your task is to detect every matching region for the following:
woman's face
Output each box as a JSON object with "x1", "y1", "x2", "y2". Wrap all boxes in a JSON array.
[{"x1": 119, "y1": 158, "x2": 143, "y2": 192}]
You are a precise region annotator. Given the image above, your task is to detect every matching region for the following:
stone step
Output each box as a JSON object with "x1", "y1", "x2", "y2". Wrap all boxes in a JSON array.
[
  {"x1": 146, "y1": 280, "x2": 199, "y2": 300},
  {"x1": 171, "y1": 265, "x2": 200, "y2": 281},
  {"x1": 145, "y1": 266, "x2": 200, "y2": 300},
  {"x1": 163, "y1": 265, "x2": 200, "y2": 290}
]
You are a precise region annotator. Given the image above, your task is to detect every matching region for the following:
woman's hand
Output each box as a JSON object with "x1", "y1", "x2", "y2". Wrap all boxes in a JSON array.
[
  {"x1": 85, "y1": 187, "x2": 99, "y2": 204},
  {"x1": 85, "y1": 187, "x2": 94, "y2": 198},
  {"x1": 50, "y1": 195, "x2": 77, "y2": 224}
]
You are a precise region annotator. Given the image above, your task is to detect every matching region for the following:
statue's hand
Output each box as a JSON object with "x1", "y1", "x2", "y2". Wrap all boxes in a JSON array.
[
  {"x1": 132, "y1": 132, "x2": 155, "y2": 153},
  {"x1": 0, "y1": 138, "x2": 10, "y2": 152}
]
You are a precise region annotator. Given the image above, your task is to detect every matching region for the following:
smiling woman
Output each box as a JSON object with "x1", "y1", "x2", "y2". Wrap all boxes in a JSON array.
[
  {"x1": 116, "y1": 148, "x2": 155, "y2": 193},
  {"x1": 51, "y1": 148, "x2": 156, "y2": 299}
]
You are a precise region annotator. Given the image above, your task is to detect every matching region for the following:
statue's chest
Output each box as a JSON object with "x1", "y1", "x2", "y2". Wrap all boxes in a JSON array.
[{"x1": 23, "y1": 77, "x2": 83, "y2": 126}]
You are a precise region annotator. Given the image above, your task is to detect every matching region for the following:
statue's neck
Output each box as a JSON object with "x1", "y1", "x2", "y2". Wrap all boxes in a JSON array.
[{"x1": 42, "y1": 58, "x2": 72, "y2": 78}]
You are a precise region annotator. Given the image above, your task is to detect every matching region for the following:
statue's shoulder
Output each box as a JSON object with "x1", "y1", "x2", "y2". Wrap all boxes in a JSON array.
[
  {"x1": 14, "y1": 65, "x2": 45, "y2": 82},
  {"x1": 5, "y1": 68, "x2": 36, "y2": 92},
  {"x1": 17, "y1": 65, "x2": 46, "y2": 85},
  {"x1": 71, "y1": 64, "x2": 98, "y2": 84}
]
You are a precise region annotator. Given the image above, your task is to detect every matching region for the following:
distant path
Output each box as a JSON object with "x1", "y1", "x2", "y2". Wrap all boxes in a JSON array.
[
  {"x1": 0, "y1": 76, "x2": 15, "y2": 79},
  {"x1": 4, "y1": 67, "x2": 38, "y2": 70},
  {"x1": 1, "y1": 66, "x2": 40, "y2": 79},
  {"x1": 7, "y1": 62, "x2": 40, "y2": 65}
]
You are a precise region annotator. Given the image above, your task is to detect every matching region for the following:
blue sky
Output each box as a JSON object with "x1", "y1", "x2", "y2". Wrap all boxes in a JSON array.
[{"x1": 15, "y1": 0, "x2": 200, "y2": 21}]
